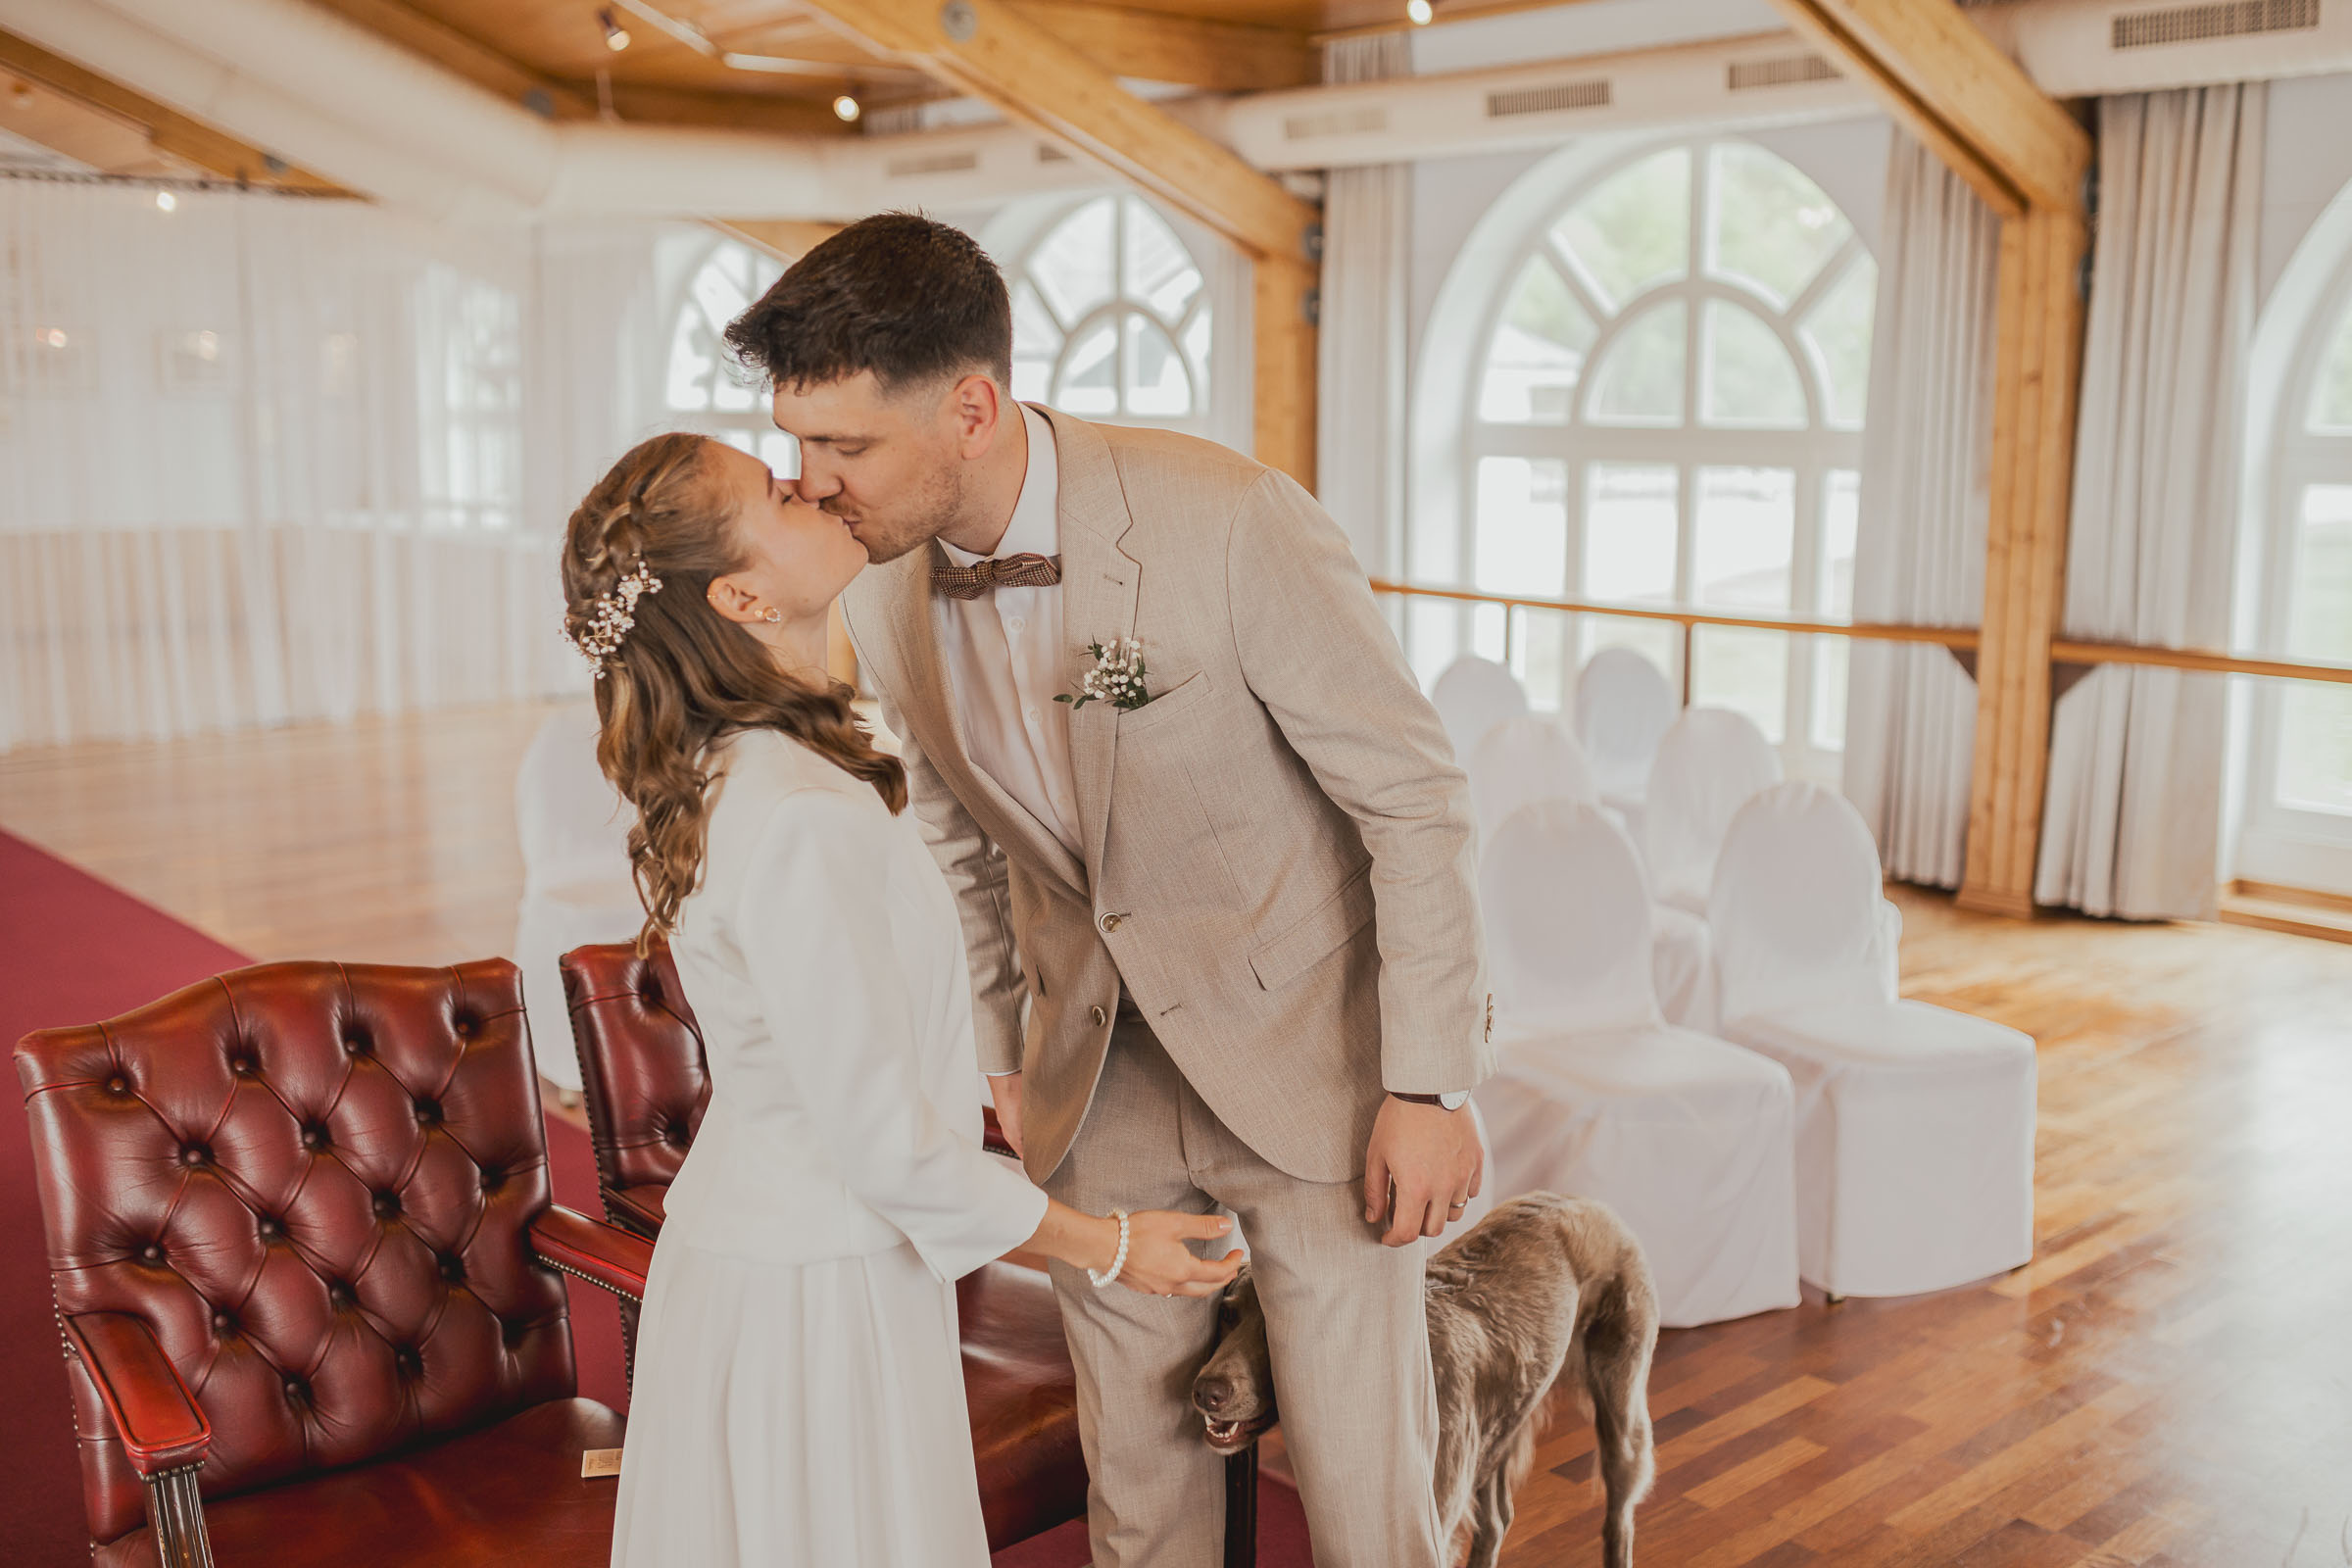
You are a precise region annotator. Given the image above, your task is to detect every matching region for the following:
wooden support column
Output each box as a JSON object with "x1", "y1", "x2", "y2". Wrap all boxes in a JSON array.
[
  {"x1": 794, "y1": 0, "x2": 1322, "y2": 488},
  {"x1": 1769, "y1": 0, "x2": 2091, "y2": 917},
  {"x1": 1963, "y1": 205, "x2": 2086, "y2": 914}
]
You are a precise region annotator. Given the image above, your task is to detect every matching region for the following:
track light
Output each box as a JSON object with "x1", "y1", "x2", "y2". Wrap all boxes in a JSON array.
[
  {"x1": 155, "y1": 190, "x2": 177, "y2": 213},
  {"x1": 832, "y1": 93, "x2": 861, "y2": 123},
  {"x1": 1406, "y1": 0, "x2": 1433, "y2": 22},
  {"x1": 600, "y1": 8, "x2": 631, "y2": 51}
]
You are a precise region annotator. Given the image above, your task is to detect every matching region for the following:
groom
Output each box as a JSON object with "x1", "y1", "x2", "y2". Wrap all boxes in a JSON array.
[{"x1": 729, "y1": 214, "x2": 1492, "y2": 1567}]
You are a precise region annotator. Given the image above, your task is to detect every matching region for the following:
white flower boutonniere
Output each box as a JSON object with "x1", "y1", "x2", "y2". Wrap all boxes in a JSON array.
[{"x1": 1058, "y1": 638, "x2": 1152, "y2": 711}]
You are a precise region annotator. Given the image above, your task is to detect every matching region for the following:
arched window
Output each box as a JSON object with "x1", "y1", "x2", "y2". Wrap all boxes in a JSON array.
[
  {"x1": 1418, "y1": 136, "x2": 1875, "y2": 761},
  {"x1": 2239, "y1": 241, "x2": 2352, "y2": 886},
  {"x1": 663, "y1": 237, "x2": 795, "y2": 472},
  {"x1": 1004, "y1": 194, "x2": 1211, "y2": 433}
]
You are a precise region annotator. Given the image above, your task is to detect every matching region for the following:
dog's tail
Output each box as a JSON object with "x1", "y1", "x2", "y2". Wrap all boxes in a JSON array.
[{"x1": 1573, "y1": 1203, "x2": 1658, "y2": 1568}]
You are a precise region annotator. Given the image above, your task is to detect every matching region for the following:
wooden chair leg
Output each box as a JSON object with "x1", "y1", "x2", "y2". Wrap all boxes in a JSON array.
[
  {"x1": 144, "y1": 1465, "x2": 215, "y2": 1568},
  {"x1": 1223, "y1": 1446, "x2": 1258, "y2": 1568}
]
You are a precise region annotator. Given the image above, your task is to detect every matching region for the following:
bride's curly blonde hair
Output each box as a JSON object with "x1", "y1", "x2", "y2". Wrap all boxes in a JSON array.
[{"x1": 561, "y1": 432, "x2": 905, "y2": 949}]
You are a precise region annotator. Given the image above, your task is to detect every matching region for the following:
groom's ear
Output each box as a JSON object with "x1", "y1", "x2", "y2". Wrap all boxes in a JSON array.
[{"x1": 945, "y1": 370, "x2": 1005, "y2": 460}]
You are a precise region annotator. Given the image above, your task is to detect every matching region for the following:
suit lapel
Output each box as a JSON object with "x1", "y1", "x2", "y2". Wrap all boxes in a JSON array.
[
  {"x1": 1044, "y1": 410, "x2": 1141, "y2": 884},
  {"x1": 867, "y1": 539, "x2": 1092, "y2": 900}
]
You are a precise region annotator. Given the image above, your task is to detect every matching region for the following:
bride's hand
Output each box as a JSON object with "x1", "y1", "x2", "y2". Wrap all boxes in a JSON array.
[{"x1": 1116, "y1": 1210, "x2": 1244, "y2": 1298}]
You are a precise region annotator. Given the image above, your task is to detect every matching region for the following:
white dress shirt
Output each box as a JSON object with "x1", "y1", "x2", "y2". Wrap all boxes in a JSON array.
[{"x1": 935, "y1": 403, "x2": 1084, "y2": 863}]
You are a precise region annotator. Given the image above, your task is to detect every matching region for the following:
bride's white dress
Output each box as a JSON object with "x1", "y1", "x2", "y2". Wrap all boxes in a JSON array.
[{"x1": 609, "y1": 728, "x2": 1050, "y2": 1568}]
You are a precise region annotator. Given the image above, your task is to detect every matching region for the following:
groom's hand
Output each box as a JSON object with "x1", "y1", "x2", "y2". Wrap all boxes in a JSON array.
[
  {"x1": 1364, "y1": 1096, "x2": 1486, "y2": 1247},
  {"x1": 988, "y1": 1072, "x2": 1026, "y2": 1157}
]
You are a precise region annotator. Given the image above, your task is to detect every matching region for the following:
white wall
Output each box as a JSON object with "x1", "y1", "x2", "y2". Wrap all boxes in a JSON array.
[{"x1": 2258, "y1": 72, "x2": 2352, "y2": 310}]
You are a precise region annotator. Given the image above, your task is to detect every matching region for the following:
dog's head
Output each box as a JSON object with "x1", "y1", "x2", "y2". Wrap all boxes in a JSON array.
[{"x1": 1191, "y1": 1264, "x2": 1281, "y2": 1454}]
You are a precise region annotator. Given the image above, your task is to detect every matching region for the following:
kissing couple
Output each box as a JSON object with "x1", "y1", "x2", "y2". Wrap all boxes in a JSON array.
[{"x1": 564, "y1": 213, "x2": 1494, "y2": 1568}]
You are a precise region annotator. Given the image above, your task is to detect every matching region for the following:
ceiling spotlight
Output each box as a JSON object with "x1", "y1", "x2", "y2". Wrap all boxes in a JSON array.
[
  {"x1": 9, "y1": 79, "x2": 33, "y2": 109},
  {"x1": 832, "y1": 93, "x2": 861, "y2": 123},
  {"x1": 600, "y1": 8, "x2": 631, "y2": 51},
  {"x1": 1406, "y1": 0, "x2": 1434, "y2": 22},
  {"x1": 155, "y1": 189, "x2": 178, "y2": 212}
]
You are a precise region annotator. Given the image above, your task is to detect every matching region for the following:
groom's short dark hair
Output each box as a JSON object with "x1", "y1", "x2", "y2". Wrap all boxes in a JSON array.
[{"x1": 724, "y1": 213, "x2": 1013, "y2": 396}]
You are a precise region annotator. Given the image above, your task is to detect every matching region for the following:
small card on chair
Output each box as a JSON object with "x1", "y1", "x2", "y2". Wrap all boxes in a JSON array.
[{"x1": 581, "y1": 1448, "x2": 624, "y2": 1479}]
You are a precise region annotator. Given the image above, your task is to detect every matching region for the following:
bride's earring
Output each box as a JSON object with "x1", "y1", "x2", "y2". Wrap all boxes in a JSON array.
[{"x1": 762, "y1": 608, "x2": 782, "y2": 624}]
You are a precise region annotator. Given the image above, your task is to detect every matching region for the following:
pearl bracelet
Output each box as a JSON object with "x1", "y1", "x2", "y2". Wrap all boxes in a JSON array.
[{"x1": 1087, "y1": 1208, "x2": 1131, "y2": 1289}]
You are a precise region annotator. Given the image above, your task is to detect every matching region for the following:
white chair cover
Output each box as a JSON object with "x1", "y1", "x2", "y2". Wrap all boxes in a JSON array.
[
  {"x1": 1712, "y1": 783, "x2": 2036, "y2": 1298},
  {"x1": 1468, "y1": 723, "x2": 1714, "y2": 1030},
  {"x1": 1429, "y1": 656, "x2": 1529, "y2": 763},
  {"x1": 1642, "y1": 707, "x2": 1783, "y2": 915},
  {"x1": 1467, "y1": 715, "x2": 1598, "y2": 841},
  {"x1": 1575, "y1": 649, "x2": 1678, "y2": 821},
  {"x1": 513, "y1": 702, "x2": 646, "y2": 1094},
  {"x1": 1474, "y1": 802, "x2": 1799, "y2": 1327}
]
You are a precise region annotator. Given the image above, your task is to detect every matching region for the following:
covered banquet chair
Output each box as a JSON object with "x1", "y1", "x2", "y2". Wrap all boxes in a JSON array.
[
  {"x1": 1467, "y1": 715, "x2": 1716, "y2": 1031},
  {"x1": 1429, "y1": 655, "x2": 1528, "y2": 762},
  {"x1": 1711, "y1": 783, "x2": 2037, "y2": 1298},
  {"x1": 1641, "y1": 706, "x2": 1785, "y2": 916},
  {"x1": 1574, "y1": 648, "x2": 1679, "y2": 832},
  {"x1": 558, "y1": 940, "x2": 1262, "y2": 1565},
  {"x1": 13, "y1": 958, "x2": 650, "y2": 1567},
  {"x1": 1471, "y1": 800, "x2": 1799, "y2": 1328},
  {"x1": 514, "y1": 701, "x2": 645, "y2": 1096}
]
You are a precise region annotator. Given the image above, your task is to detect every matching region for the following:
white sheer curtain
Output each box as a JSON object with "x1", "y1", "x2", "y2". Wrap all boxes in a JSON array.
[
  {"x1": 1840, "y1": 132, "x2": 2001, "y2": 887},
  {"x1": 2036, "y1": 84, "x2": 2265, "y2": 919},
  {"x1": 0, "y1": 179, "x2": 662, "y2": 751},
  {"x1": 1314, "y1": 34, "x2": 1410, "y2": 573}
]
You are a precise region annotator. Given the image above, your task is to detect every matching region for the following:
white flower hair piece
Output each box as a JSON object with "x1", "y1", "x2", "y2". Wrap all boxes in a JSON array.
[{"x1": 568, "y1": 557, "x2": 663, "y2": 679}]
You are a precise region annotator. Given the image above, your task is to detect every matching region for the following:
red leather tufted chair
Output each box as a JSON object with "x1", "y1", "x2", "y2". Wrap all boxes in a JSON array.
[
  {"x1": 15, "y1": 958, "x2": 651, "y2": 1568},
  {"x1": 559, "y1": 939, "x2": 1258, "y2": 1565}
]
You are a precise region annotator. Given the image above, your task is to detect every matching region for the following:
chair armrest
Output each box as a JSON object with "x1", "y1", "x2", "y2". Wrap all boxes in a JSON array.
[
  {"x1": 982, "y1": 1104, "x2": 1016, "y2": 1159},
  {"x1": 531, "y1": 1204, "x2": 653, "y2": 1301},
  {"x1": 61, "y1": 1313, "x2": 211, "y2": 1477}
]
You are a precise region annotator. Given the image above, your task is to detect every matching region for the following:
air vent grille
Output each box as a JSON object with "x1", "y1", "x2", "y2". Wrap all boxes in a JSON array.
[
  {"x1": 885, "y1": 150, "x2": 979, "y2": 178},
  {"x1": 1485, "y1": 78, "x2": 1611, "y2": 118},
  {"x1": 2111, "y1": 0, "x2": 2318, "y2": 48},
  {"x1": 1283, "y1": 106, "x2": 1389, "y2": 140},
  {"x1": 1726, "y1": 53, "x2": 1838, "y2": 91}
]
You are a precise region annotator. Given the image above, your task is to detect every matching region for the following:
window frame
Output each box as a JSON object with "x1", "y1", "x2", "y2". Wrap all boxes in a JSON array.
[{"x1": 1425, "y1": 134, "x2": 1873, "y2": 774}]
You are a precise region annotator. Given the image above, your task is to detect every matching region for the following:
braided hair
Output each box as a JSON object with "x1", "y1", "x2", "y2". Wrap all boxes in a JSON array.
[{"x1": 560, "y1": 432, "x2": 906, "y2": 949}]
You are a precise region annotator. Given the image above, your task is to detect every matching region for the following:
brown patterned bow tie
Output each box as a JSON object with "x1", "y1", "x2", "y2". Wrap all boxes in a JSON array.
[{"x1": 933, "y1": 552, "x2": 1063, "y2": 601}]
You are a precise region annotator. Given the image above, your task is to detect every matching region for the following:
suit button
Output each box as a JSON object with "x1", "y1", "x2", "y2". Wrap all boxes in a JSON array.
[
  {"x1": 1099, "y1": 912, "x2": 1121, "y2": 934},
  {"x1": 1091, "y1": 1005, "x2": 1107, "y2": 1028}
]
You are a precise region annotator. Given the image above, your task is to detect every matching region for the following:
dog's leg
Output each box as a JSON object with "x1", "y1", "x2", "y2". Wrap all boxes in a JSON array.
[
  {"x1": 1463, "y1": 1463, "x2": 1517, "y2": 1568},
  {"x1": 1586, "y1": 1296, "x2": 1656, "y2": 1568}
]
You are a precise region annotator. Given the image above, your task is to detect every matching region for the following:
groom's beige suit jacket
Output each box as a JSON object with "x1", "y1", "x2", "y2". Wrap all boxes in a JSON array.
[{"x1": 842, "y1": 408, "x2": 1491, "y2": 1186}]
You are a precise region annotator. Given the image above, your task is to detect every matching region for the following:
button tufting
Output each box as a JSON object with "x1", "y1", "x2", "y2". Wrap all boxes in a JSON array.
[
  {"x1": 300, "y1": 1123, "x2": 329, "y2": 1151},
  {"x1": 257, "y1": 1216, "x2": 283, "y2": 1240},
  {"x1": 395, "y1": 1347, "x2": 421, "y2": 1375},
  {"x1": 211, "y1": 1310, "x2": 235, "y2": 1335},
  {"x1": 326, "y1": 1282, "x2": 354, "y2": 1309},
  {"x1": 105, "y1": 1076, "x2": 128, "y2": 1096},
  {"x1": 371, "y1": 1191, "x2": 401, "y2": 1219},
  {"x1": 179, "y1": 1145, "x2": 208, "y2": 1167},
  {"x1": 343, "y1": 1033, "x2": 369, "y2": 1057},
  {"x1": 451, "y1": 1014, "x2": 474, "y2": 1039},
  {"x1": 438, "y1": 1251, "x2": 466, "y2": 1284},
  {"x1": 414, "y1": 1098, "x2": 442, "y2": 1126},
  {"x1": 480, "y1": 1166, "x2": 506, "y2": 1193},
  {"x1": 662, "y1": 1122, "x2": 687, "y2": 1147},
  {"x1": 139, "y1": 1243, "x2": 164, "y2": 1263},
  {"x1": 501, "y1": 1317, "x2": 527, "y2": 1348},
  {"x1": 229, "y1": 1055, "x2": 255, "y2": 1076},
  {"x1": 283, "y1": 1377, "x2": 307, "y2": 1401}
]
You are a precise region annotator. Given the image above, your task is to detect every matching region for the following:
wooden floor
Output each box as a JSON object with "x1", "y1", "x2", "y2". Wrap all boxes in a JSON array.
[{"x1": 6, "y1": 702, "x2": 2352, "y2": 1566}]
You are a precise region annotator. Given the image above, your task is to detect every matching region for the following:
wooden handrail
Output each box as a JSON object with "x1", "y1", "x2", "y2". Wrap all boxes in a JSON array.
[
  {"x1": 1366, "y1": 580, "x2": 1980, "y2": 649},
  {"x1": 1368, "y1": 579, "x2": 2352, "y2": 688}
]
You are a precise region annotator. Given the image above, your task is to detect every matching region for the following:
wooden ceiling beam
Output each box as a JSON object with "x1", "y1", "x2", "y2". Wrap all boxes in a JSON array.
[
  {"x1": 0, "y1": 27, "x2": 350, "y2": 192},
  {"x1": 793, "y1": 0, "x2": 1316, "y2": 260},
  {"x1": 301, "y1": 0, "x2": 596, "y2": 118},
  {"x1": 1003, "y1": 1, "x2": 1317, "y2": 91},
  {"x1": 710, "y1": 217, "x2": 846, "y2": 263},
  {"x1": 1763, "y1": 0, "x2": 2088, "y2": 218}
]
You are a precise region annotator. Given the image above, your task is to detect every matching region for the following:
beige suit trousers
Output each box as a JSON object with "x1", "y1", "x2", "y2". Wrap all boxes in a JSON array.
[{"x1": 1043, "y1": 1018, "x2": 1445, "y2": 1568}]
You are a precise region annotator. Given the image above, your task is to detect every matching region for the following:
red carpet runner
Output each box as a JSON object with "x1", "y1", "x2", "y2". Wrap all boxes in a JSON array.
[{"x1": 0, "y1": 830, "x2": 1311, "y2": 1565}]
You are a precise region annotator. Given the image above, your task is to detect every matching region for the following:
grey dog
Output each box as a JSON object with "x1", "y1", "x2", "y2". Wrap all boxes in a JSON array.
[{"x1": 1191, "y1": 1193, "x2": 1659, "y2": 1568}]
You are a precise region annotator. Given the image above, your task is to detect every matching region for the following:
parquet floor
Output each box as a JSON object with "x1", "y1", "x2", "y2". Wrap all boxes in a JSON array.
[{"x1": 6, "y1": 702, "x2": 2351, "y2": 1566}]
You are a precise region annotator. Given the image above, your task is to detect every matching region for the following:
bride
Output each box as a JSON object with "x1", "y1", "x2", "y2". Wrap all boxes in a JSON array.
[{"x1": 561, "y1": 431, "x2": 1242, "y2": 1567}]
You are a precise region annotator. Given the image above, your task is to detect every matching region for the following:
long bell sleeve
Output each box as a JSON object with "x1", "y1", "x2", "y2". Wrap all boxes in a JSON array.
[{"x1": 734, "y1": 787, "x2": 1049, "y2": 1282}]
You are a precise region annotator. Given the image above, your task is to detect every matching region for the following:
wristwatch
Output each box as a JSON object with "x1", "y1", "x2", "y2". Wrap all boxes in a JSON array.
[{"x1": 1390, "y1": 1090, "x2": 1470, "y2": 1111}]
